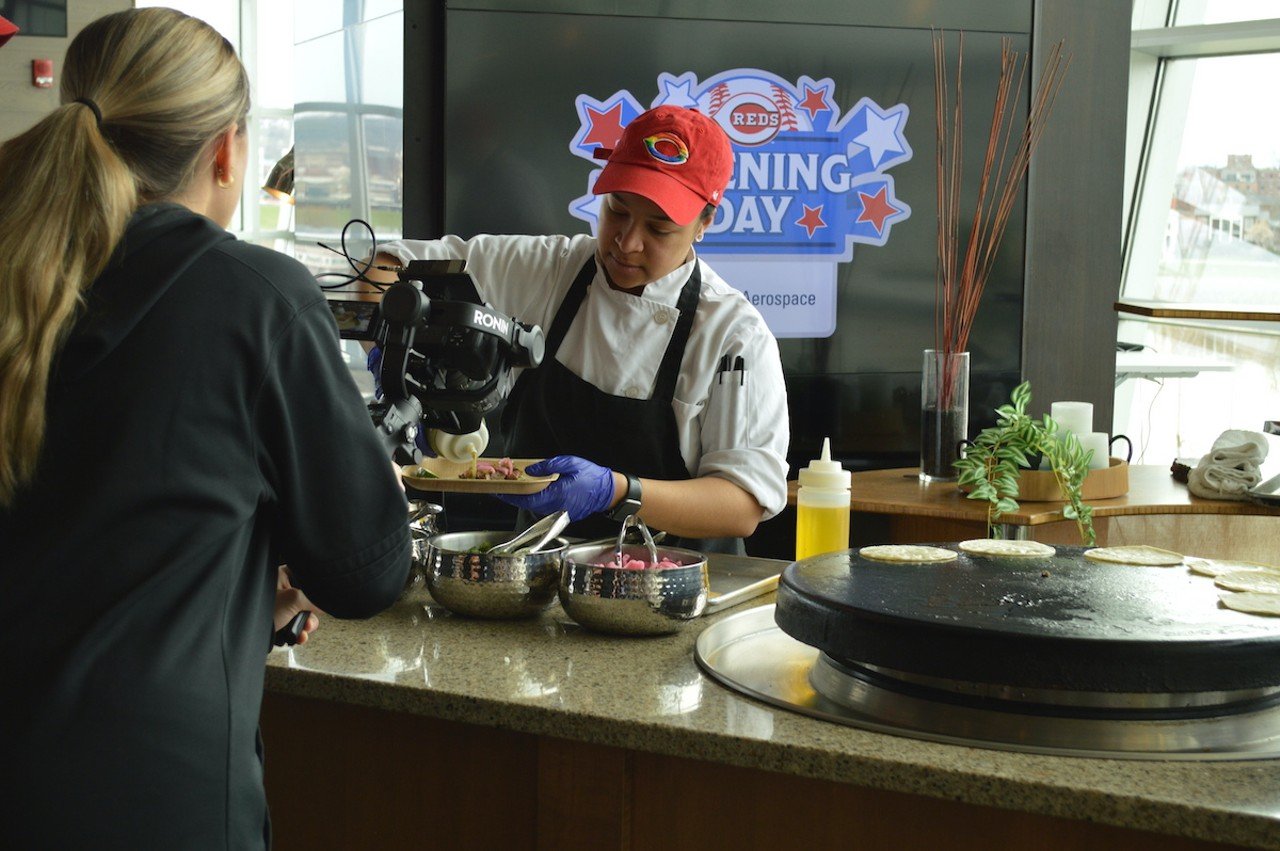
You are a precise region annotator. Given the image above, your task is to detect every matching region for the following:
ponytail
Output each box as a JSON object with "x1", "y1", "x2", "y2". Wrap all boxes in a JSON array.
[
  {"x1": 0, "y1": 105, "x2": 136, "y2": 506},
  {"x1": 0, "y1": 7, "x2": 249, "y2": 507}
]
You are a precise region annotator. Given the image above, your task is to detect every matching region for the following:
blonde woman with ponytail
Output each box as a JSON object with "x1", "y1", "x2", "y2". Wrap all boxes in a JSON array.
[{"x1": 0, "y1": 10, "x2": 410, "y2": 848}]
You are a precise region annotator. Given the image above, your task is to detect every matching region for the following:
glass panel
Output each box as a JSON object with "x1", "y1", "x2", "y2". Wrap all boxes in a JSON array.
[
  {"x1": 295, "y1": 28, "x2": 348, "y2": 104},
  {"x1": 1118, "y1": 47, "x2": 1280, "y2": 470},
  {"x1": 363, "y1": 0, "x2": 403, "y2": 20},
  {"x1": 255, "y1": 116, "x2": 295, "y2": 232},
  {"x1": 291, "y1": 111, "x2": 348, "y2": 208},
  {"x1": 363, "y1": 114, "x2": 403, "y2": 240},
  {"x1": 294, "y1": 11, "x2": 405, "y2": 270},
  {"x1": 357, "y1": 12, "x2": 403, "y2": 108},
  {"x1": 1131, "y1": 0, "x2": 1174, "y2": 28},
  {"x1": 1129, "y1": 54, "x2": 1280, "y2": 305},
  {"x1": 294, "y1": 110, "x2": 354, "y2": 253},
  {"x1": 294, "y1": 0, "x2": 344, "y2": 44},
  {"x1": 1173, "y1": 0, "x2": 1280, "y2": 26},
  {"x1": 254, "y1": 1, "x2": 295, "y2": 111}
]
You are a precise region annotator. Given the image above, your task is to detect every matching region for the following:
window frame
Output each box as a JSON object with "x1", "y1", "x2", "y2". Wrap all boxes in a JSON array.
[
  {"x1": 1122, "y1": 8, "x2": 1280, "y2": 298},
  {"x1": 234, "y1": 0, "x2": 295, "y2": 248}
]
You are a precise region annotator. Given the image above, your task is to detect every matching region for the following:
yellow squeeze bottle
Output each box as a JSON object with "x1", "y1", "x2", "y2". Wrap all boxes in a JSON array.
[{"x1": 795, "y1": 437, "x2": 851, "y2": 560}]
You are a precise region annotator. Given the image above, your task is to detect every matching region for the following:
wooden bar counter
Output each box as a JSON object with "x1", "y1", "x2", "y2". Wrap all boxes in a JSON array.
[{"x1": 787, "y1": 465, "x2": 1280, "y2": 562}]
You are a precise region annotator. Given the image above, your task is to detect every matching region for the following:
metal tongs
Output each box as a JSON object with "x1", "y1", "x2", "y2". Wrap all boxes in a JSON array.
[
  {"x1": 490, "y1": 510, "x2": 571, "y2": 555},
  {"x1": 614, "y1": 514, "x2": 660, "y2": 568}
]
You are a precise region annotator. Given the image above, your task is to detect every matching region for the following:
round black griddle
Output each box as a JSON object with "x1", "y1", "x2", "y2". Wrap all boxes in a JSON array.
[{"x1": 774, "y1": 545, "x2": 1280, "y2": 693}]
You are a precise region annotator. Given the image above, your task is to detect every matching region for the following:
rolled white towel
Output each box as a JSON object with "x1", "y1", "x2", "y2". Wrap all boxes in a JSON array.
[
  {"x1": 1186, "y1": 429, "x2": 1269, "y2": 500},
  {"x1": 1187, "y1": 461, "x2": 1262, "y2": 499},
  {"x1": 1207, "y1": 429, "x2": 1270, "y2": 465}
]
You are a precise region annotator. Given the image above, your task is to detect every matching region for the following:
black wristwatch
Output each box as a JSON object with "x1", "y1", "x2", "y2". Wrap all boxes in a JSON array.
[{"x1": 609, "y1": 473, "x2": 643, "y2": 521}]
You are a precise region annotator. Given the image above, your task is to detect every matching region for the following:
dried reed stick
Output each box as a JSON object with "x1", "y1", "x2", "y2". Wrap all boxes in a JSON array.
[{"x1": 932, "y1": 30, "x2": 1071, "y2": 407}]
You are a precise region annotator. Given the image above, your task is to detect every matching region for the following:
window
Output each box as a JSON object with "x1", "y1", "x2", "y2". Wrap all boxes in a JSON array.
[
  {"x1": 291, "y1": 7, "x2": 403, "y2": 277},
  {"x1": 134, "y1": 0, "x2": 295, "y2": 251},
  {"x1": 1119, "y1": 0, "x2": 1280, "y2": 464}
]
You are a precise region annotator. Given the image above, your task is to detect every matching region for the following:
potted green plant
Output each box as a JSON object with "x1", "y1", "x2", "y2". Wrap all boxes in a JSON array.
[{"x1": 953, "y1": 381, "x2": 1096, "y2": 544}]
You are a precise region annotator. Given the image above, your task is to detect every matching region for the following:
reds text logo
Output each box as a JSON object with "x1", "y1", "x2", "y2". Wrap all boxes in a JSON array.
[{"x1": 718, "y1": 90, "x2": 788, "y2": 146}]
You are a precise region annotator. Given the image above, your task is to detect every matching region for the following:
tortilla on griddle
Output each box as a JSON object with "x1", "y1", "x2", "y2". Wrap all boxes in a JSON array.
[
  {"x1": 859, "y1": 545, "x2": 958, "y2": 564},
  {"x1": 1186, "y1": 557, "x2": 1280, "y2": 578},
  {"x1": 1214, "y1": 570, "x2": 1280, "y2": 595},
  {"x1": 958, "y1": 539, "x2": 1055, "y2": 558},
  {"x1": 1082, "y1": 545, "x2": 1184, "y2": 566},
  {"x1": 1219, "y1": 591, "x2": 1280, "y2": 617}
]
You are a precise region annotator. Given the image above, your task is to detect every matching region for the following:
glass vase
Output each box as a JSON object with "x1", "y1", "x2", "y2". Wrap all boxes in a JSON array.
[{"x1": 920, "y1": 349, "x2": 969, "y2": 482}]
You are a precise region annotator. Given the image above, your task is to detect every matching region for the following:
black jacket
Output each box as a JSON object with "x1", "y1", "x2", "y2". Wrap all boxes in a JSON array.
[{"x1": 0, "y1": 204, "x2": 411, "y2": 849}]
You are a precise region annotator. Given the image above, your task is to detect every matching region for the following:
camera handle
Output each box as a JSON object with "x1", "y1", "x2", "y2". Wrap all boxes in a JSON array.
[{"x1": 368, "y1": 395, "x2": 424, "y2": 464}]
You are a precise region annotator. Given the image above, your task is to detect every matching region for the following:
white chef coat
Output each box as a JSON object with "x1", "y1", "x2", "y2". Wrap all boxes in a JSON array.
[{"x1": 380, "y1": 234, "x2": 790, "y2": 520}]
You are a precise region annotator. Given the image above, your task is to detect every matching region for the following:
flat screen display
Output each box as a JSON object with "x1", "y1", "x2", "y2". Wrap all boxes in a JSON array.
[{"x1": 326, "y1": 298, "x2": 381, "y2": 341}]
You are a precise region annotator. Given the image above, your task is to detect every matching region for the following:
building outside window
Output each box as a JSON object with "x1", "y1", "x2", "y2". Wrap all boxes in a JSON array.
[{"x1": 1120, "y1": 0, "x2": 1280, "y2": 464}]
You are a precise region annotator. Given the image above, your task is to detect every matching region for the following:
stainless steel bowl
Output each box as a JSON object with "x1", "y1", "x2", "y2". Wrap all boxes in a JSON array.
[
  {"x1": 424, "y1": 530, "x2": 566, "y2": 619},
  {"x1": 404, "y1": 501, "x2": 443, "y2": 597},
  {"x1": 558, "y1": 540, "x2": 709, "y2": 636}
]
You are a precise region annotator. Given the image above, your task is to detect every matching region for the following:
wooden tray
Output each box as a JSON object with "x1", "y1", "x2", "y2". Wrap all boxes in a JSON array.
[
  {"x1": 400, "y1": 457, "x2": 556, "y2": 494},
  {"x1": 1018, "y1": 457, "x2": 1129, "y2": 501}
]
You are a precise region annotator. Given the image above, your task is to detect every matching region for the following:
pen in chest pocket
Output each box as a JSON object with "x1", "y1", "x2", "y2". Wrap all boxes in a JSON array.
[
  {"x1": 714, "y1": 354, "x2": 750, "y2": 444},
  {"x1": 716, "y1": 355, "x2": 747, "y2": 385}
]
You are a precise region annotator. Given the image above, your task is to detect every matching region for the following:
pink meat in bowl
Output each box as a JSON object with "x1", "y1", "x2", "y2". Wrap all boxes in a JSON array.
[{"x1": 558, "y1": 542, "x2": 708, "y2": 636}]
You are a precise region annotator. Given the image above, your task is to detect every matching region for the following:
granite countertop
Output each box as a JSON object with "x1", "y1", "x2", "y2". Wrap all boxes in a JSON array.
[{"x1": 264, "y1": 562, "x2": 1280, "y2": 850}]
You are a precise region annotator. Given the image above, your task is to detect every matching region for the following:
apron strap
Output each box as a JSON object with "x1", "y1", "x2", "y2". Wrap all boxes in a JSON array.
[{"x1": 542, "y1": 257, "x2": 596, "y2": 359}]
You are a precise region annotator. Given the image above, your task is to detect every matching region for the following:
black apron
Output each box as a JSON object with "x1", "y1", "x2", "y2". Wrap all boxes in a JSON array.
[{"x1": 501, "y1": 256, "x2": 744, "y2": 555}]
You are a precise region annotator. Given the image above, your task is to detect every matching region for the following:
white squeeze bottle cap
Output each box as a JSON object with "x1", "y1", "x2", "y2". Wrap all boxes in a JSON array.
[
  {"x1": 798, "y1": 437, "x2": 851, "y2": 491},
  {"x1": 428, "y1": 420, "x2": 490, "y2": 463}
]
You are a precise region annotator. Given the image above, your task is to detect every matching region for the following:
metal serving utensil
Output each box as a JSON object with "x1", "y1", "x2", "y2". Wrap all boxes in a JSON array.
[
  {"x1": 614, "y1": 514, "x2": 660, "y2": 567},
  {"x1": 490, "y1": 510, "x2": 570, "y2": 555}
]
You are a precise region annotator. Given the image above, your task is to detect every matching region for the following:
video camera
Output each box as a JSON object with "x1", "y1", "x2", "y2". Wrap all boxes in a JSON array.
[{"x1": 326, "y1": 259, "x2": 544, "y2": 460}]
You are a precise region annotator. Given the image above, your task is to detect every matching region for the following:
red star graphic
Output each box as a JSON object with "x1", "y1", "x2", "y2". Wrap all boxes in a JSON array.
[
  {"x1": 856, "y1": 186, "x2": 898, "y2": 234},
  {"x1": 582, "y1": 103, "x2": 626, "y2": 150},
  {"x1": 798, "y1": 86, "x2": 829, "y2": 120},
  {"x1": 795, "y1": 204, "x2": 827, "y2": 238}
]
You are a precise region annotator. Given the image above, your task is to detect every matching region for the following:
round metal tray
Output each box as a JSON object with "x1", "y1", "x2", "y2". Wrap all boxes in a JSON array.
[{"x1": 694, "y1": 605, "x2": 1280, "y2": 760}]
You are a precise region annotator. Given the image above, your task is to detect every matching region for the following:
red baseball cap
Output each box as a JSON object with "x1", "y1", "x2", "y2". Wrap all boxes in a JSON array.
[{"x1": 592, "y1": 105, "x2": 733, "y2": 226}]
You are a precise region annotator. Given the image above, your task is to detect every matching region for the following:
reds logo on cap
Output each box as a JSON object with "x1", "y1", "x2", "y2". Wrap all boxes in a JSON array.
[{"x1": 643, "y1": 132, "x2": 690, "y2": 165}]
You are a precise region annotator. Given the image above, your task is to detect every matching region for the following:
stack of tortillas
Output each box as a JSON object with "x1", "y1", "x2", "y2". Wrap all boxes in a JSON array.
[
  {"x1": 1186, "y1": 558, "x2": 1280, "y2": 616},
  {"x1": 958, "y1": 539, "x2": 1055, "y2": 558},
  {"x1": 1082, "y1": 545, "x2": 1184, "y2": 566},
  {"x1": 859, "y1": 545, "x2": 957, "y2": 563}
]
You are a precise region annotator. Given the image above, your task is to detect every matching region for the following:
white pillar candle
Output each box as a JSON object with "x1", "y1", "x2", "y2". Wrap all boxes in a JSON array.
[
  {"x1": 1050, "y1": 401, "x2": 1093, "y2": 438},
  {"x1": 1077, "y1": 431, "x2": 1111, "y2": 469}
]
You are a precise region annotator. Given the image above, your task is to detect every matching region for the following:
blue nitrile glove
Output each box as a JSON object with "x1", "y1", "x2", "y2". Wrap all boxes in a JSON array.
[
  {"x1": 367, "y1": 346, "x2": 384, "y2": 398},
  {"x1": 497, "y1": 455, "x2": 615, "y2": 522}
]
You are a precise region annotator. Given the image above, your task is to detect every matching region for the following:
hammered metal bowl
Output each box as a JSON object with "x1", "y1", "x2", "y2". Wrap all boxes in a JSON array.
[
  {"x1": 559, "y1": 540, "x2": 708, "y2": 636},
  {"x1": 403, "y1": 501, "x2": 443, "y2": 598},
  {"x1": 424, "y1": 530, "x2": 566, "y2": 619}
]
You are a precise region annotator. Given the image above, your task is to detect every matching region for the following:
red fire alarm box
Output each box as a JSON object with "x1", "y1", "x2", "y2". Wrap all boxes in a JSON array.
[{"x1": 33, "y1": 59, "x2": 53, "y2": 88}]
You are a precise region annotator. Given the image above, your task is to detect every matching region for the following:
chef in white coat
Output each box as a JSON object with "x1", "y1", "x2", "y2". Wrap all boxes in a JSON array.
[{"x1": 372, "y1": 105, "x2": 789, "y2": 553}]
